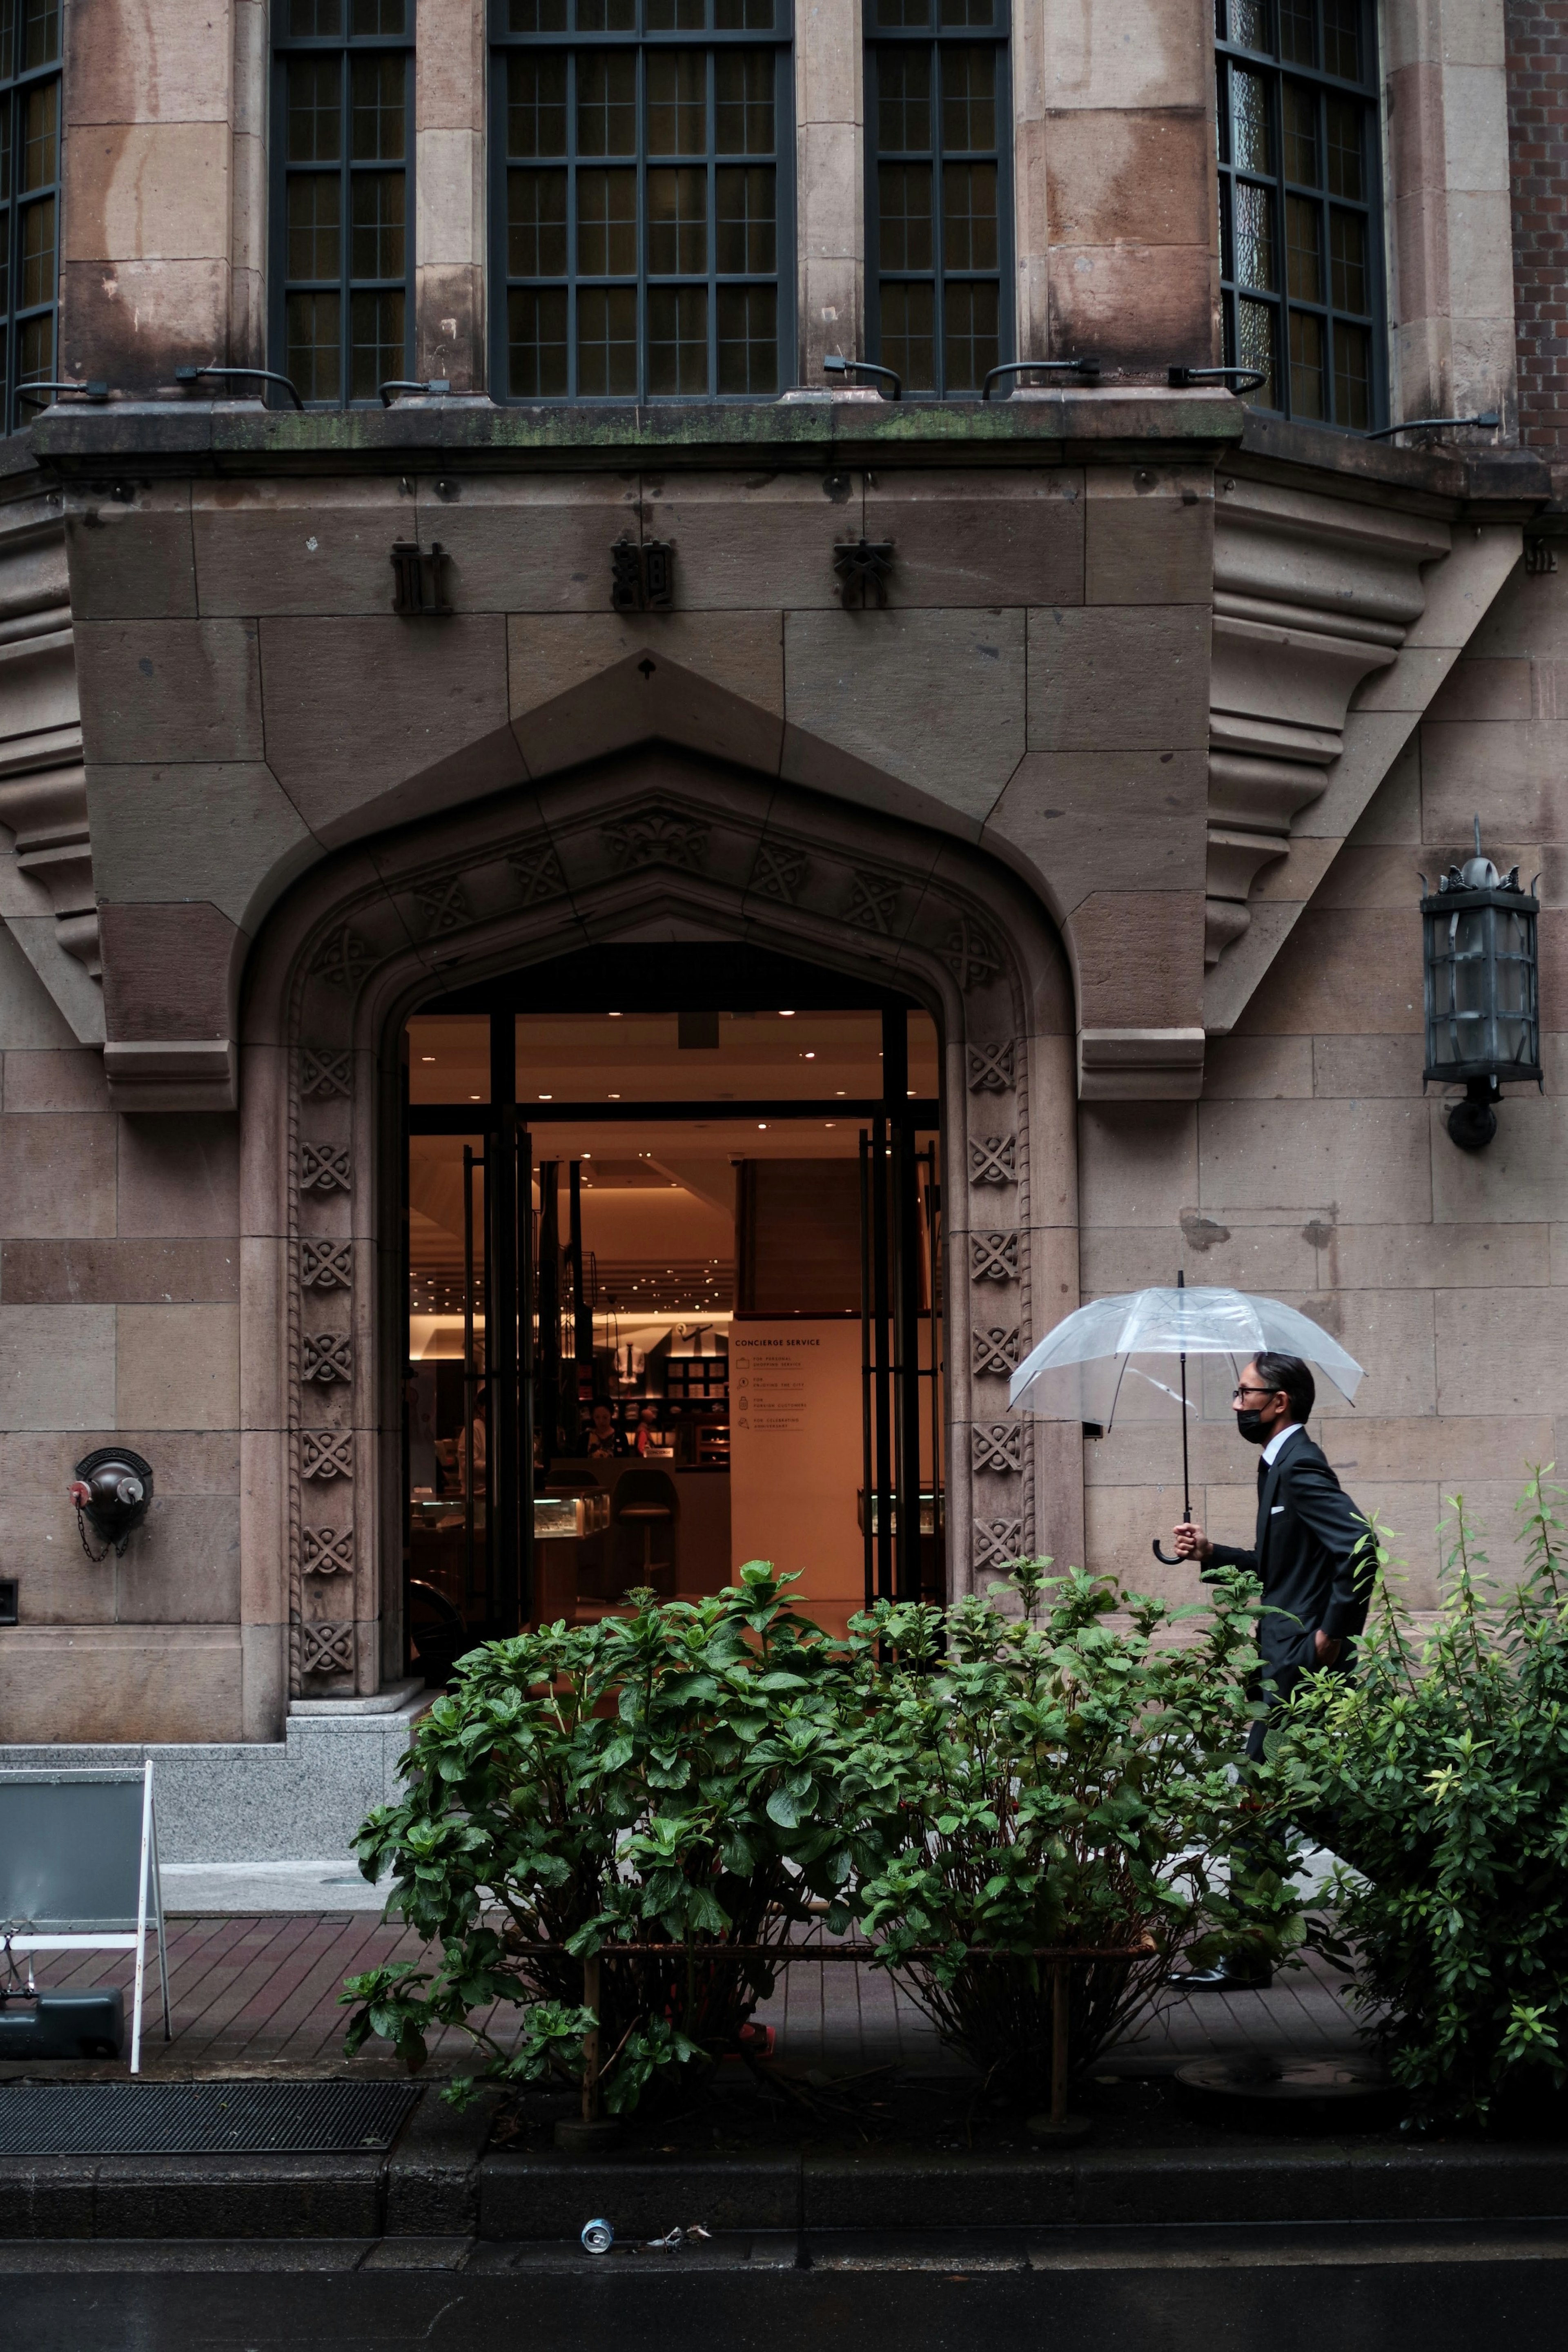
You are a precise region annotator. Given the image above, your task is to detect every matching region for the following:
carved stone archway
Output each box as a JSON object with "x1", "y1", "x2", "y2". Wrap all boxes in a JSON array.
[{"x1": 238, "y1": 745, "x2": 1079, "y2": 1726}]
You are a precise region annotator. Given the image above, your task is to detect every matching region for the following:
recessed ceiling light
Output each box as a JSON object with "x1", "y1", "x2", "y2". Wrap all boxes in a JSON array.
[
  {"x1": 421, "y1": 1055, "x2": 435, "y2": 1063},
  {"x1": 779, "y1": 1009, "x2": 795, "y2": 1017},
  {"x1": 609, "y1": 1011, "x2": 623, "y2": 1019},
  {"x1": 608, "y1": 1091, "x2": 621, "y2": 1099},
  {"x1": 907, "y1": 1089, "x2": 915, "y2": 1097},
  {"x1": 757, "y1": 1122, "x2": 767, "y2": 1130},
  {"x1": 825, "y1": 1122, "x2": 835, "y2": 1129},
  {"x1": 539, "y1": 1092, "x2": 551, "y2": 1099},
  {"x1": 470, "y1": 1093, "x2": 481, "y2": 1101},
  {"x1": 804, "y1": 1051, "x2": 815, "y2": 1059},
  {"x1": 836, "y1": 1090, "x2": 846, "y2": 1097}
]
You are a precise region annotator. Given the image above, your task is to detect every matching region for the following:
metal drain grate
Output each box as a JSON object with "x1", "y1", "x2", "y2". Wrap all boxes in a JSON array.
[{"x1": 0, "y1": 2079, "x2": 421, "y2": 2156}]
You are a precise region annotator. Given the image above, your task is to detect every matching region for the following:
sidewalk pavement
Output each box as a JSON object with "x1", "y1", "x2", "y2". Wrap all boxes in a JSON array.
[{"x1": 0, "y1": 1913, "x2": 1368, "y2": 2081}]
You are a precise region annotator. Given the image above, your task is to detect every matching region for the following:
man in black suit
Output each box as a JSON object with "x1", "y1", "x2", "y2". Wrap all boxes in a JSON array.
[{"x1": 1169, "y1": 1350, "x2": 1372, "y2": 1989}]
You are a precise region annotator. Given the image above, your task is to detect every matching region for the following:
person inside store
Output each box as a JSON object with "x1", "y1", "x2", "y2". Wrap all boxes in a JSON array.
[
  {"x1": 585, "y1": 1399, "x2": 628, "y2": 1459},
  {"x1": 633, "y1": 1401, "x2": 667, "y2": 1457},
  {"x1": 1169, "y1": 1351, "x2": 1373, "y2": 1991}
]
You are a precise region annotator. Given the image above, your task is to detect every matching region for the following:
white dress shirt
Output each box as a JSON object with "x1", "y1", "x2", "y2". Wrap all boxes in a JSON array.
[{"x1": 1261, "y1": 1421, "x2": 1303, "y2": 1466}]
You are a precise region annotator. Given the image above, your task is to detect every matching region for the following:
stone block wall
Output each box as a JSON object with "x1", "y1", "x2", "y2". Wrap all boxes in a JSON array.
[
  {"x1": 1082, "y1": 546, "x2": 1568, "y2": 1606},
  {"x1": 0, "y1": 941, "x2": 243, "y2": 1739}
]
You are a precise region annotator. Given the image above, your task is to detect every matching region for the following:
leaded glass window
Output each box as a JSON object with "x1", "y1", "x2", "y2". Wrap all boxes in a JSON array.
[
  {"x1": 272, "y1": 1, "x2": 414, "y2": 407},
  {"x1": 1215, "y1": 0, "x2": 1382, "y2": 429},
  {"x1": 1, "y1": 0, "x2": 61, "y2": 433},
  {"x1": 494, "y1": 0, "x2": 794, "y2": 403},
  {"x1": 866, "y1": 0, "x2": 1011, "y2": 398}
]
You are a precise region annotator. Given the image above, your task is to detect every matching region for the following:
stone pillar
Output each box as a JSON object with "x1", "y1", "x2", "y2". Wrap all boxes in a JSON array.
[
  {"x1": 62, "y1": 0, "x2": 241, "y2": 391},
  {"x1": 796, "y1": 0, "x2": 864, "y2": 384},
  {"x1": 1026, "y1": 0, "x2": 1216, "y2": 368},
  {"x1": 415, "y1": 0, "x2": 488, "y2": 392},
  {"x1": 1385, "y1": 0, "x2": 1519, "y2": 428}
]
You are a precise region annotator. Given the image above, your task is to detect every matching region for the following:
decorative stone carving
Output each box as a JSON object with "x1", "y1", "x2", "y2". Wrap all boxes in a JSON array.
[
  {"x1": 832, "y1": 538, "x2": 895, "y2": 608},
  {"x1": 1078, "y1": 1028, "x2": 1206, "y2": 1103},
  {"x1": 301, "y1": 1525, "x2": 356, "y2": 1576},
  {"x1": 601, "y1": 807, "x2": 708, "y2": 871},
  {"x1": 415, "y1": 877, "x2": 471, "y2": 936},
  {"x1": 968, "y1": 1134, "x2": 1016, "y2": 1187},
  {"x1": 311, "y1": 922, "x2": 372, "y2": 992},
  {"x1": 301, "y1": 1048, "x2": 352, "y2": 1098},
  {"x1": 509, "y1": 839, "x2": 568, "y2": 904},
  {"x1": 302, "y1": 1330, "x2": 354, "y2": 1385},
  {"x1": 301, "y1": 1240, "x2": 353, "y2": 1290},
  {"x1": 969, "y1": 1231, "x2": 1018, "y2": 1283},
  {"x1": 941, "y1": 914, "x2": 1004, "y2": 992},
  {"x1": 301, "y1": 1430, "x2": 354, "y2": 1481},
  {"x1": 971, "y1": 1424, "x2": 1022, "y2": 1474},
  {"x1": 971, "y1": 1324, "x2": 1020, "y2": 1377},
  {"x1": 0, "y1": 519, "x2": 98, "y2": 1027},
  {"x1": 846, "y1": 868, "x2": 901, "y2": 934},
  {"x1": 967, "y1": 1042, "x2": 1015, "y2": 1093},
  {"x1": 300, "y1": 1143, "x2": 352, "y2": 1193},
  {"x1": 751, "y1": 842, "x2": 808, "y2": 903},
  {"x1": 1206, "y1": 478, "x2": 1448, "y2": 968},
  {"x1": 298, "y1": 1621, "x2": 356, "y2": 1677},
  {"x1": 974, "y1": 1517, "x2": 1025, "y2": 1571}
]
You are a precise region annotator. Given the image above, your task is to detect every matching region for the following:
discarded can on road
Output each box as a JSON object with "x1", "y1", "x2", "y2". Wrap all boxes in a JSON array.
[{"x1": 581, "y1": 2218, "x2": 615, "y2": 2256}]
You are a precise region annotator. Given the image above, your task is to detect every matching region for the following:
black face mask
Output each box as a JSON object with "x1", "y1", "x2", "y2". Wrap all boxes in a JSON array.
[{"x1": 1235, "y1": 1408, "x2": 1268, "y2": 1444}]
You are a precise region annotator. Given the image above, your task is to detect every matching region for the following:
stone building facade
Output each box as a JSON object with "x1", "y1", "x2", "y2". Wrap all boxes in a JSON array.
[{"x1": 0, "y1": 0, "x2": 1564, "y2": 1843}]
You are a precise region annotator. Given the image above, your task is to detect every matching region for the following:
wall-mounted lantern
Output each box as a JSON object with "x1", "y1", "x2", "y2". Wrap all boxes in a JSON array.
[{"x1": 1421, "y1": 817, "x2": 1541, "y2": 1150}]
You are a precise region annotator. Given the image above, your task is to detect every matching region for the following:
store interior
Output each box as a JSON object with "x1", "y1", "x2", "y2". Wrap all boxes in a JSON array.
[{"x1": 403, "y1": 984, "x2": 942, "y2": 1666}]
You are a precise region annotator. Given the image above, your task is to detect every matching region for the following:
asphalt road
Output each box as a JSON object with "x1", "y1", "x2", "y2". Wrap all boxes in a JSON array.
[{"x1": 7, "y1": 2231, "x2": 1568, "y2": 2351}]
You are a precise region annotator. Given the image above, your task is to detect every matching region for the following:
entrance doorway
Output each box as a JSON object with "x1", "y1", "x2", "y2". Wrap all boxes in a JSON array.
[{"x1": 401, "y1": 945, "x2": 943, "y2": 1673}]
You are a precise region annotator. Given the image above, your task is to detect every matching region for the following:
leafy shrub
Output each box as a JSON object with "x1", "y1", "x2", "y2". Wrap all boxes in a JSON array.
[
  {"x1": 1278, "y1": 1470, "x2": 1568, "y2": 2129},
  {"x1": 847, "y1": 1558, "x2": 1301, "y2": 2102},
  {"x1": 340, "y1": 1566, "x2": 883, "y2": 2109}
]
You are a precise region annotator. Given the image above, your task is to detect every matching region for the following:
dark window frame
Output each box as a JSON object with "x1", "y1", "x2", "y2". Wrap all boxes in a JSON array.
[
  {"x1": 270, "y1": 2, "x2": 416, "y2": 410},
  {"x1": 1, "y1": 0, "x2": 62, "y2": 436},
  {"x1": 490, "y1": 0, "x2": 797, "y2": 406},
  {"x1": 865, "y1": 0, "x2": 1013, "y2": 400},
  {"x1": 1215, "y1": 0, "x2": 1385, "y2": 432}
]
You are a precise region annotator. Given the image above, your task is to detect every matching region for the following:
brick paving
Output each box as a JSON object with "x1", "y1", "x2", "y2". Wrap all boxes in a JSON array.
[{"x1": 6, "y1": 1915, "x2": 1369, "y2": 2081}]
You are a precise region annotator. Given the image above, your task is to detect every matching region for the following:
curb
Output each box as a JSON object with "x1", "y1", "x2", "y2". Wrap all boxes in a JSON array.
[{"x1": 2, "y1": 2110, "x2": 1566, "y2": 2241}]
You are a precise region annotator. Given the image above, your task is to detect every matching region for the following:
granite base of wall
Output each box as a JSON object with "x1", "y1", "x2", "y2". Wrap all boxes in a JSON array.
[{"x1": 0, "y1": 1683, "x2": 430, "y2": 1861}]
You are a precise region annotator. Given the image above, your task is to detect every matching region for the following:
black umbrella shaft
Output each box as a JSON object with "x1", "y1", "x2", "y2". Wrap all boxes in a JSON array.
[{"x1": 1180, "y1": 1349, "x2": 1191, "y2": 1525}]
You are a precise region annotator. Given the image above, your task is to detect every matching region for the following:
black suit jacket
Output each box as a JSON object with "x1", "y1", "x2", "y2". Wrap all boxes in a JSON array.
[{"x1": 1205, "y1": 1427, "x2": 1372, "y2": 1709}]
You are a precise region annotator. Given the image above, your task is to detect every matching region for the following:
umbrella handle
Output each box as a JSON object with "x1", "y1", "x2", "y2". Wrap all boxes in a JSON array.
[{"x1": 1151, "y1": 1541, "x2": 1181, "y2": 1565}]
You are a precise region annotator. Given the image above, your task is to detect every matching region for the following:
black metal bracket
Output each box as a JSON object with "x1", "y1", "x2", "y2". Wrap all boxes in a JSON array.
[
  {"x1": 610, "y1": 537, "x2": 675, "y2": 613},
  {"x1": 983, "y1": 359, "x2": 1100, "y2": 397},
  {"x1": 1443, "y1": 1074, "x2": 1501, "y2": 1152},
  {"x1": 390, "y1": 540, "x2": 452, "y2": 616},
  {"x1": 174, "y1": 364, "x2": 304, "y2": 411},
  {"x1": 1368, "y1": 410, "x2": 1500, "y2": 440},
  {"x1": 17, "y1": 380, "x2": 110, "y2": 408},
  {"x1": 833, "y1": 539, "x2": 895, "y2": 609},
  {"x1": 1167, "y1": 365, "x2": 1267, "y2": 393},
  {"x1": 379, "y1": 378, "x2": 452, "y2": 407},
  {"x1": 823, "y1": 354, "x2": 902, "y2": 400}
]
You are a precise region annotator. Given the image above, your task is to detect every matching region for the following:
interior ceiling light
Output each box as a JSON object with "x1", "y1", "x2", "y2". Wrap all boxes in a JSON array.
[
  {"x1": 804, "y1": 1051, "x2": 815, "y2": 1059},
  {"x1": 608, "y1": 1092, "x2": 621, "y2": 1099},
  {"x1": 470, "y1": 1093, "x2": 481, "y2": 1101},
  {"x1": 421, "y1": 1055, "x2": 435, "y2": 1063},
  {"x1": 609, "y1": 1011, "x2": 623, "y2": 1019},
  {"x1": 757, "y1": 1122, "x2": 768, "y2": 1130},
  {"x1": 779, "y1": 1009, "x2": 795, "y2": 1017},
  {"x1": 539, "y1": 1092, "x2": 551, "y2": 1099}
]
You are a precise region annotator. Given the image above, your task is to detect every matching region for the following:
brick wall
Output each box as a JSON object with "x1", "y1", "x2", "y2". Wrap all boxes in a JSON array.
[{"x1": 1507, "y1": 0, "x2": 1568, "y2": 444}]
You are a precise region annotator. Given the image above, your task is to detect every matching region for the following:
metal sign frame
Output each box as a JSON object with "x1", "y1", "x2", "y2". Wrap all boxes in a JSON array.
[{"x1": 0, "y1": 1759, "x2": 171, "y2": 2072}]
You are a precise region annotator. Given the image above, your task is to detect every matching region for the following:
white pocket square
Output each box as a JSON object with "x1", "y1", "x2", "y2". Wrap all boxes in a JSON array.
[{"x1": 1270, "y1": 1505, "x2": 1284, "y2": 1515}]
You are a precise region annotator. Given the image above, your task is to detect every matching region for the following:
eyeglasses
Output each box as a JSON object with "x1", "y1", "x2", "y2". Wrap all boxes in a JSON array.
[{"x1": 1232, "y1": 1383, "x2": 1279, "y2": 1402}]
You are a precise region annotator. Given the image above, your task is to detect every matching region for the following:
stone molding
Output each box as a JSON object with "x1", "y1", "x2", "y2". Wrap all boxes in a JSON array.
[
  {"x1": 0, "y1": 501, "x2": 101, "y2": 1043},
  {"x1": 1078, "y1": 1026, "x2": 1206, "y2": 1101},
  {"x1": 1204, "y1": 476, "x2": 1447, "y2": 972},
  {"x1": 1204, "y1": 475, "x2": 1524, "y2": 1034},
  {"x1": 238, "y1": 747, "x2": 1079, "y2": 1713}
]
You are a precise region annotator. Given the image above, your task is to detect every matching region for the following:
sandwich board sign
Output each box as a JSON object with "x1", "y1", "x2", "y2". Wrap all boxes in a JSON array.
[{"x1": 0, "y1": 1761, "x2": 171, "y2": 2071}]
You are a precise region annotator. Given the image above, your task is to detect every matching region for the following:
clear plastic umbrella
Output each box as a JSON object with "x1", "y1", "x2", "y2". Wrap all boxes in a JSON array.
[{"x1": 1007, "y1": 1273, "x2": 1364, "y2": 1563}]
